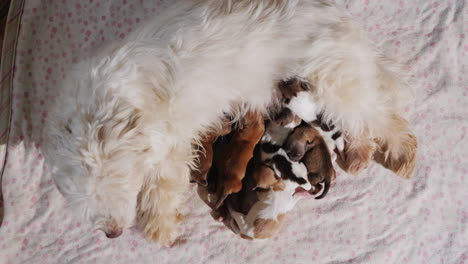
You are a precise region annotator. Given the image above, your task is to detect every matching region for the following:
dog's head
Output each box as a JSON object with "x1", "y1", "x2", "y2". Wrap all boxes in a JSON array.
[
  {"x1": 284, "y1": 125, "x2": 323, "y2": 162},
  {"x1": 45, "y1": 90, "x2": 147, "y2": 239}
]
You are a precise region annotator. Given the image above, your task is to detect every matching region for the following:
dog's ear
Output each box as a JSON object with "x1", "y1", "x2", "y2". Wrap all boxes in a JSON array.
[
  {"x1": 95, "y1": 106, "x2": 143, "y2": 143},
  {"x1": 373, "y1": 115, "x2": 417, "y2": 179}
]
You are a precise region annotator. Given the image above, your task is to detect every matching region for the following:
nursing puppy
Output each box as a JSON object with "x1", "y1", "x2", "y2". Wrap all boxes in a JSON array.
[
  {"x1": 227, "y1": 168, "x2": 311, "y2": 240},
  {"x1": 279, "y1": 78, "x2": 416, "y2": 177},
  {"x1": 285, "y1": 124, "x2": 336, "y2": 198},
  {"x1": 191, "y1": 118, "x2": 233, "y2": 186},
  {"x1": 259, "y1": 108, "x2": 311, "y2": 186},
  {"x1": 214, "y1": 111, "x2": 265, "y2": 209},
  {"x1": 44, "y1": 0, "x2": 416, "y2": 245}
]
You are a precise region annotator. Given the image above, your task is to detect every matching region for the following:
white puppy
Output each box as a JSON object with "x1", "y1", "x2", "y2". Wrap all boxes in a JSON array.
[
  {"x1": 228, "y1": 177, "x2": 311, "y2": 240},
  {"x1": 44, "y1": 0, "x2": 416, "y2": 246}
]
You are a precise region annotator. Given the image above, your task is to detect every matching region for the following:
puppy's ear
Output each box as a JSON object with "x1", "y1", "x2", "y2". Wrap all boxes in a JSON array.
[
  {"x1": 373, "y1": 115, "x2": 417, "y2": 179},
  {"x1": 336, "y1": 139, "x2": 376, "y2": 176}
]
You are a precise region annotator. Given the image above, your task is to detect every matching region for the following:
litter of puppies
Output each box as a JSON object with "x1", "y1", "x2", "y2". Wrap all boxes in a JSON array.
[{"x1": 195, "y1": 78, "x2": 364, "y2": 240}]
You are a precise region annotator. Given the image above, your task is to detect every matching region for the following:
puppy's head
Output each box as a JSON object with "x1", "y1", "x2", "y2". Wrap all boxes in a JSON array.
[
  {"x1": 271, "y1": 108, "x2": 302, "y2": 128},
  {"x1": 284, "y1": 125, "x2": 322, "y2": 162},
  {"x1": 278, "y1": 78, "x2": 309, "y2": 103},
  {"x1": 251, "y1": 164, "x2": 284, "y2": 191},
  {"x1": 45, "y1": 93, "x2": 147, "y2": 239}
]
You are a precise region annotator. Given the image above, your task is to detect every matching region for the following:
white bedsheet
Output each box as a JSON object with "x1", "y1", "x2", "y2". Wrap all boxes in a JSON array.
[{"x1": 1, "y1": 0, "x2": 467, "y2": 263}]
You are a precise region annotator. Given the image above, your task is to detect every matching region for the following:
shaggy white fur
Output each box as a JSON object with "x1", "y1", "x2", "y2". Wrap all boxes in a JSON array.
[{"x1": 44, "y1": 0, "x2": 415, "y2": 246}]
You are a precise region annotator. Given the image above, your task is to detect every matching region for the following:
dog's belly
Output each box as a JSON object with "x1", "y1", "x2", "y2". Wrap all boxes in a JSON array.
[
  {"x1": 166, "y1": 53, "x2": 287, "y2": 136},
  {"x1": 126, "y1": 2, "x2": 341, "y2": 134}
]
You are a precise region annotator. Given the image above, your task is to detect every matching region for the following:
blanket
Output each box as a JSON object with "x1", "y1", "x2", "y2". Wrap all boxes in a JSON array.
[{"x1": 0, "y1": 0, "x2": 467, "y2": 263}]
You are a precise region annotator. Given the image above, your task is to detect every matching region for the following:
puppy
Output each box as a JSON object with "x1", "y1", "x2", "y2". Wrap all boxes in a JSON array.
[
  {"x1": 259, "y1": 108, "x2": 310, "y2": 187},
  {"x1": 191, "y1": 119, "x2": 232, "y2": 186},
  {"x1": 210, "y1": 108, "x2": 303, "y2": 218},
  {"x1": 285, "y1": 124, "x2": 336, "y2": 199},
  {"x1": 45, "y1": 0, "x2": 416, "y2": 245},
  {"x1": 262, "y1": 108, "x2": 302, "y2": 146},
  {"x1": 278, "y1": 79, "x2": 317, "y2": 123},
  {"x1": 278, "y1": 79, "x2": 345, "y2": 161},
  {"x1": 310, "y1": 113, "x2": 345, "y2": 162},
  {"x1": 278, "y1": 78, "x2": 417, "y2": 178},
  {"x1": 214, "y1": 111, "x2": 265, "y2": 209},
  {"x1": 227, "y1": 169, "x2": 311, "y2": 240},
  {"x1": 251, "y1": 164, "x2": 284, "y2": 191}
]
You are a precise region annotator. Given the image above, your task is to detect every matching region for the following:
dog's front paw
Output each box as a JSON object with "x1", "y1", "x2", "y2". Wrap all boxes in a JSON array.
[
  {"x1": 145, "y1": 222, "x2": 177, "y2": 247},
  {"x1": 142, "y1": 214, "x2": 180, "y2": 247}
]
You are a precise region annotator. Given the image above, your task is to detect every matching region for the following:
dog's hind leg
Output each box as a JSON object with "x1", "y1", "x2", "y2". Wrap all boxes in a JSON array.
[
  {"x1": 372, "y1": 114, "x2": 417, "y2": 179},
  {"x1": 296, "y1": 17, "x2": 416, "y2": 179}
]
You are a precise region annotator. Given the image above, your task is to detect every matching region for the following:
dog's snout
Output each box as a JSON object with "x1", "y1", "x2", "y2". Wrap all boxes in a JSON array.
[
  {"x1": 104, "y1": 228, "x2": 123, "y2": 239},
  {"x1": 287, "y1": 149, "x2": 303, "y2": 161}
]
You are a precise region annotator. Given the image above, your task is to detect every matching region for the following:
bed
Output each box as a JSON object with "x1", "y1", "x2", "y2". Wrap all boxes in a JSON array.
[{"x1": 0, "y1": 0, "x2": 467, "y2": 263}]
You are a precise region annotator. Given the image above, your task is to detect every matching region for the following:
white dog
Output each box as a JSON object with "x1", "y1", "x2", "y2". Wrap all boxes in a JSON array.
[{"x1": 44, "y1": 0, "x2": 417, "y2": 246}]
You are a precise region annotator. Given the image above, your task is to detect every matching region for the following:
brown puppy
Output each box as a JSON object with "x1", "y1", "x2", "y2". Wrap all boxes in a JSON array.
[
  {"x1": 251, "y1": 164, "x2": 285, "y2": 191},
  {"x1": 215, "y1": 111, "x2": 265, "y2": 209},
  {"x1": 284, "y1": 124, "x2": 336, "y2": 199},
  {"x1": 191, "y1": 120, "x2": 232, "y2": 186}
]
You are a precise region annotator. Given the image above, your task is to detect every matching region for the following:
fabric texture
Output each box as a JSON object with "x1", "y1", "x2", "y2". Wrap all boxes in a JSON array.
[
  {"x1": 0, "y1": 0, "x2": 24, "y2": 230},
  {"x1": 0, "y1": 0, "x2": 467, "y2": 263}
]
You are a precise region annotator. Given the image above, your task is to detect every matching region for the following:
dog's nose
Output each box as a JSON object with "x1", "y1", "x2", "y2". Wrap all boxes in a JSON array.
[
  {"x1": 287, "y1": 151, "x2": 302, "y2": 161},
  {"x1": 104, "y1": 229, "x2": 123, "y2": 239}
]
